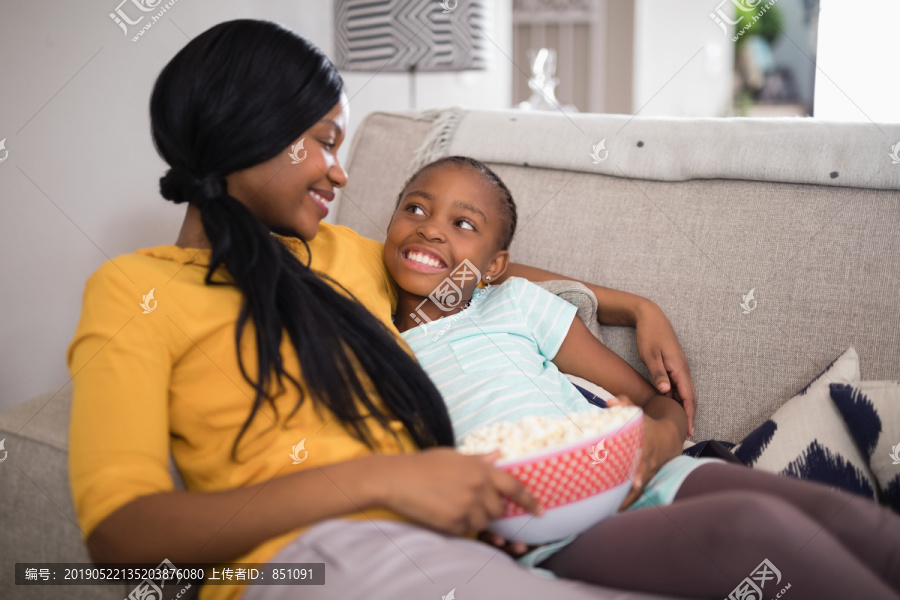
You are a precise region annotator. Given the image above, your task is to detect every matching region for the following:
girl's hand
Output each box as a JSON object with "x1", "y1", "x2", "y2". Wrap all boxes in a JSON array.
[
  {"x1": 607, "y1": 397, "x2": 683, "y2": 511},
  {"x1": 634, "y1": 302, "x2": 696, "y2": 437},
  {"x1": 375, "y1": 448, "x2": 542, "y2": 536}
]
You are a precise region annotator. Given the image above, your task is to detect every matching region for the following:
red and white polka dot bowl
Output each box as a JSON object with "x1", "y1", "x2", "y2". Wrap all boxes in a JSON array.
[{"x1": 489, "y1": 413, "x2": 643, "y2": 544}]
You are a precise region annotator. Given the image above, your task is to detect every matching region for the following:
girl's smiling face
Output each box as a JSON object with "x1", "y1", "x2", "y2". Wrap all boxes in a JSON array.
[{"x1": 385, "y1": 164, "x2": 510, "y2": 302}]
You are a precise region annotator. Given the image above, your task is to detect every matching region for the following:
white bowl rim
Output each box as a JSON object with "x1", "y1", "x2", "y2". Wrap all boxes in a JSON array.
[{"x1": 493, "y1": 411, "x2": 644, "y2": 469}]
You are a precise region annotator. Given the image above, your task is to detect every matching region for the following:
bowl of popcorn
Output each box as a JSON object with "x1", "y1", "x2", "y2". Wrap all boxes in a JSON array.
[{"x1": 459, "y1": 406, "x2": 643, "y2": 544}]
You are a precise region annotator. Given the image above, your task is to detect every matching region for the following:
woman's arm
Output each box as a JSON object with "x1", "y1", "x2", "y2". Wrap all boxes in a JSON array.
[
  {"x1": 501, "y1": 262, "x2": 696, "y2": 436},
  {"x1": 87, "y1": 449, "x2": 540, "y2": 564},
  {"x1": 501, "y1": 263, "x2": 646, "y2": 327},
  {"x1": 87, "y1": 455, "x2": 383, "y2": 564},
  {"x1": 552, "y1": 317, "x2": 687, "y2": 507}
]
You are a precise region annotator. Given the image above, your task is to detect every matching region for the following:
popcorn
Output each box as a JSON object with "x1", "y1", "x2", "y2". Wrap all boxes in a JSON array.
[{"x1": 458, "y1": 407, "x2": 641, "y2": 461}]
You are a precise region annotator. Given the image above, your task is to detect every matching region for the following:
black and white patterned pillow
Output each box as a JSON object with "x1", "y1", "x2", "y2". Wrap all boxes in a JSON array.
[
  {"x1": 730, "y1": 348, "x2": 879, "y2": 499},
  {"x1": 830, "y1": 381, "x2": 900, "y2": 512}
]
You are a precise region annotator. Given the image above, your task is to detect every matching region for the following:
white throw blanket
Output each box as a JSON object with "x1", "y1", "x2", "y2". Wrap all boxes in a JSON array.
[{"x1": 410, "y1": 107, "x2": 900, "y2": 191}]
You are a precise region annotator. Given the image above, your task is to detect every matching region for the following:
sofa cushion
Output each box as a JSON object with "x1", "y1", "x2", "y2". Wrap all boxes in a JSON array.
[
  {"x1": 830, "y1": 380, "x2": 900, "y2": 511},
  {"x1": 0, "y1": 385, "x2": 129, "y2": 599},
  {"x1": 0, "y1": 386, "x2": 73, "y2": 452},
  {"x1": 730, "y1": 348, "x2": 879, "y2": 499}
]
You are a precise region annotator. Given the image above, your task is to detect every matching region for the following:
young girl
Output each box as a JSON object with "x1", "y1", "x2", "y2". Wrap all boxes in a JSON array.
[
  {"x1": 68, "y1": 19, "x2": 708, "y2": 600},
  {"x1": 385, "y1": 156, "x2": 900, "y2": 600}
]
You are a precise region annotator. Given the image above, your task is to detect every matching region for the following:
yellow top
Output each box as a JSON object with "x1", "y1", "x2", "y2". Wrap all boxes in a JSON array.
[{"x1": 67, "y1": 223, "x2": 412, "y2": 600}]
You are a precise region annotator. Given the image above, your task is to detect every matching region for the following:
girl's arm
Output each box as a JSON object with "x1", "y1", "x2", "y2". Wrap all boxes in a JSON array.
[
  {"x1": 502, "y1": 263, "x2": 647, "y2": 327},
  {"x1": 501, "y1": 262, "x2": 696, "y2": 436},
  {"x1": 87, "y1": 449, "x2": 540, "y2": 564},
  {"x1": 552, "y1": 316, "x2": 688, "y2": 507}
]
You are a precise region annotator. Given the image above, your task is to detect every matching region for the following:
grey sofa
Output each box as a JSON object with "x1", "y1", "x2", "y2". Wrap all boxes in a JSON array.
[{"x1": 2, "y1": 109, "x2": 899, "y2": 599}]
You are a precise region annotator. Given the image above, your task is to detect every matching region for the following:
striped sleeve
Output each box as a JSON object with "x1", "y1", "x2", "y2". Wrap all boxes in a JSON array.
[{"x1": 507, "y1": 277, "x2": 577, "y2": 360}]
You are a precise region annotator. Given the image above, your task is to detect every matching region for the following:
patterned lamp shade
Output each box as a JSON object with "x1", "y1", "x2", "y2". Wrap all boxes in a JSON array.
[{"x1": 334, "y1": 0, "x2": 491, "y2": 72}]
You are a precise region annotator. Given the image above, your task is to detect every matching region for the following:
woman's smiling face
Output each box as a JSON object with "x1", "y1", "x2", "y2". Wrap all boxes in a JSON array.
[
  {"x1": 384, "y1": 164, "x2": 510, "y2": 302},
  {"x1": 225, "y1": 97, "x2": 349, "y2": 240}
]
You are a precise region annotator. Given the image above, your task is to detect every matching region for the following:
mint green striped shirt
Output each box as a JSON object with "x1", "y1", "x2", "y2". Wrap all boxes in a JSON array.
[{"x1": 401, "y1": 276, "x2": 600, "y2": 444}]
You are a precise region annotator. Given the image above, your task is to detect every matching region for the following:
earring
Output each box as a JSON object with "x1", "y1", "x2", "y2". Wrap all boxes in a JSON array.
[{"x1": 485, "y1": 275, "x2": 492, "y2": 281}]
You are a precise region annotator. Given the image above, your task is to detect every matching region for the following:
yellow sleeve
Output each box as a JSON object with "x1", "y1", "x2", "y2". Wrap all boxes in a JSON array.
[
  {"x1": 358, "y1": 234, "x2": 398, "y2": 315},
  {"x1": 308, "y1": 223, "x2": 398, "y2": 316},
  {"x1": 67, "y1": 259, "x2": 175, "y2": 538}
]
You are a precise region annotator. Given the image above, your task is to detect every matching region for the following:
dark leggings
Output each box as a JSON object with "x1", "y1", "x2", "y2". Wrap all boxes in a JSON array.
[{"x1": 539, "y1": 462, "x2": 900, "y2": 600}]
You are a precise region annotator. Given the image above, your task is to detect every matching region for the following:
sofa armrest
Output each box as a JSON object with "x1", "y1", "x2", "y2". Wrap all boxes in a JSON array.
[
  {"x1": 0, "y1": 389, "x2": 128, "y2": 599},
  {"x1": 532, "y1": 280, "x2": 604, "y2": 343}
]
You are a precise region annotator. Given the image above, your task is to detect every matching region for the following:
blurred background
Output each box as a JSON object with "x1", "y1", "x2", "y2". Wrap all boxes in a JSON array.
[{"x1": 0, "y1": 0, "x2": 896, "y2": 411}]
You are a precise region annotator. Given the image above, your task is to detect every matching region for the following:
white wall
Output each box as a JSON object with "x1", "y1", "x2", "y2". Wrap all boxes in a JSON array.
[
  {"x1": 0, "y1": 0, "x2": 512, "y2": 410},
  {"x1": 814, "y1": 0, "x2": 900, "y2": 122},
  {"x1": 632, "y1": 0, "x2": 734, "y2": 117}
]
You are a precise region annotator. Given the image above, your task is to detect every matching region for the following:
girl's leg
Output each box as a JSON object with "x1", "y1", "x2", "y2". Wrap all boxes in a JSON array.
[
  {"x1": 242, "y1": 518, "x2": 696, "y2": 600},
  {"x1": 676, "y1": 462, "x2": 900, "y2": 591},
  {"x1": 539, "y1": 490, "x2": 900, "y2": 600}
]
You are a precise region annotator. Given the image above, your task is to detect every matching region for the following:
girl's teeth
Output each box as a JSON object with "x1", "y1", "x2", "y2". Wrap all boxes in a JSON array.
[{"x1": 408, "y1": 251, "x2": 442, "y2": 268}]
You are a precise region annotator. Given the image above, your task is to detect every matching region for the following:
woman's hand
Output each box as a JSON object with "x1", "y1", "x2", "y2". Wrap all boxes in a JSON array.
[
  {"x1": 608, "y1": 397, "x2": 684, "y2": 511},
  {"x1": 634, "y1": 301, "x2": 696, "y2": 437},
  {"x1": 374, "y1": 448, "x2": 542, "y2": 536}
]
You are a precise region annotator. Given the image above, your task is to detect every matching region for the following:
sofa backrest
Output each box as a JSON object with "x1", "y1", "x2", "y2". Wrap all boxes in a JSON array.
[{"x1": 337, "y1": 109, "x2": 900, "y2": 442}]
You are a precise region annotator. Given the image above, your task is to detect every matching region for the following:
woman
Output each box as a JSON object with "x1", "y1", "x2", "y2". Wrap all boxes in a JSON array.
[{"x1": 69, "y1": 20, "x2": 699, "y2": 600}]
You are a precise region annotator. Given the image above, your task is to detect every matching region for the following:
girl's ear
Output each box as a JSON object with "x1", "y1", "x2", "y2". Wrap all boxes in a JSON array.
[{"x1": 484, "y1": 250, "x2": 510, "y2": 284}]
